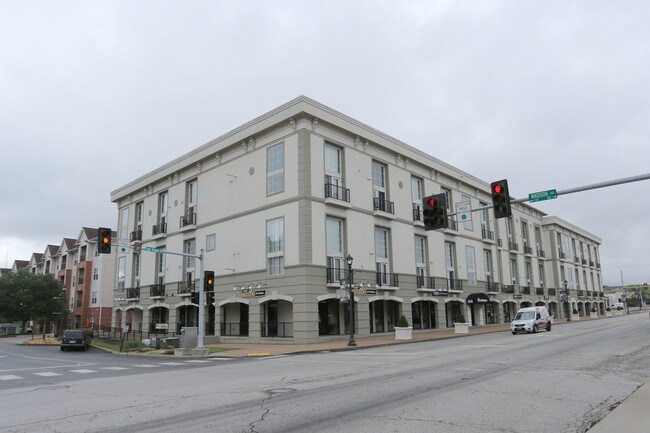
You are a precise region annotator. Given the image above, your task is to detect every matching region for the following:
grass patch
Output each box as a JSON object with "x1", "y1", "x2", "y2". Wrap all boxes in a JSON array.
[{"x1": 92, "y1": 339, "x2": 120, "y2": 352}]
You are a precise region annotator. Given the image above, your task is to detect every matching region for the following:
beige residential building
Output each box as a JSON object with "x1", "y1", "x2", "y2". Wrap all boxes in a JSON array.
[{"x1": 110, "y1": 96, "x2": 604, "y2": 344}]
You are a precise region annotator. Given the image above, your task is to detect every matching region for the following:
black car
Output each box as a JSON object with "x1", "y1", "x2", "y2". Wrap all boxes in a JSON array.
[{"x1": 60, "y1": 329, "x2": 91, "y2": 351}]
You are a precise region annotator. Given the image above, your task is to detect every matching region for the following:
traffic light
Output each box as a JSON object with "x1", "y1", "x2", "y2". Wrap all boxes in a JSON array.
[
  {"x1": 422, "y1": 193, "x2": 448, "y2": 230},
  {"x1": 97, "y1": 227, "x2": 112, "y2": 254},
  {"x1": 490, "y1": 179, "x2": 512, "y2": 219},
  {"x1": 204, "y1": 271, "x2": 214, "y2": 291}
]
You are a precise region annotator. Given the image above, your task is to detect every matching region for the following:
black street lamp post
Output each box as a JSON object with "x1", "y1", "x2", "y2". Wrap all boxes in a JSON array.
[
  {"x1": 59, "y1": 285, "x2": 66, "y2": 336},
  {"x1": 346, "y1": 254, "x2": 356, "y2": 347},
  {"x1": 563, "y1": 280, "x2": 570, "y2": 321}
]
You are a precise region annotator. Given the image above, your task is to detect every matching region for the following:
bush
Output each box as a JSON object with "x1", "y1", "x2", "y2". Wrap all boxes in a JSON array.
[
  {"x1": 397, "y1": 315, "x2": 409, "y2": 327},
  {"x1": 606, "y1": 307, "x2": 611, "y2": 312},
  {"x1": 454, "y1": 314, "x2": 466, "y2": 323},
  {"x1": 122, "y1": 341, "x2": 145, "y2": 352},
  {"x1": 83, "y1": 328, "x2": 94, "y2": 339},
  {"x1": 572, "y1": 308, "x2": 579, "y2": 315}
]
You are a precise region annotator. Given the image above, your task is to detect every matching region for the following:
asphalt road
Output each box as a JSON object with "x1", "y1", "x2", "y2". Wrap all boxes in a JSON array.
[{"x1": 1, "y1": 314, "x2": 649, "y2": 433}]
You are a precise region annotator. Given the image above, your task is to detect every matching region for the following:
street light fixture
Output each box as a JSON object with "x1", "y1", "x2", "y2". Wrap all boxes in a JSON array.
[
  {"x1": 346, "y1": 254, "x2": 356, "y2": 347},
  {"x1": 59, "y1": 284, "x2": 66, "y2": 337},
  {"x1": 563, "y1": 280, "x2": 570, "y2": 321}
]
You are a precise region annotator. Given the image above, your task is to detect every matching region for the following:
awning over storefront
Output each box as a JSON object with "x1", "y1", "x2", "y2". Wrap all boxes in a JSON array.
[{"x1": 466, "y1": 293, "x2": 490, "y2": 305}]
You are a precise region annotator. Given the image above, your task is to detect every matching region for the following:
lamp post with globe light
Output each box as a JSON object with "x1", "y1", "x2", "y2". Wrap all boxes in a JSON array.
[{"x1": 346, "y1": 254, "x2": 356, "y2": 347}]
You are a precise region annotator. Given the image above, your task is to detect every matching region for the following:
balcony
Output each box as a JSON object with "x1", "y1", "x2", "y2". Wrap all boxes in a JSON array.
[
  {"x1": 177, "y1": 281, "x2": 195, "y2": 296},
  {"x1": 126, "y1": 288, "x2": 140, "y2": 300},
  {"x1": 481, "y1": 227, "x2": 494, "y2": 241},
  {"x1": 559, "y1": 252, "x2": 566, "y2": 259},
  {"x1": 574, "y1": 256, "x2": 580, "y2": 263},
  {"x1": 508, "y1": 241, "x2": 519, "y2": 251},
  {"x1": 520, "y1": 286, "x2": 531, "y2": 295},
  {"x1": 376, "y1": 272, "x2": 399, "y2": 287},
  {"x1": 537, "y1": 249, "x2": 546, "y2": 258},
  {"x1": 524, "y1": 246, "x2": 533, "y2": 255},
  {"x1": 373, "y1": 197, "x2": 395, "y2": 214},
  {"x1": 180, "y1": 210, "x2": 196, "y2": 228},
  {"x1": 577, "y1": 290, "x2": 585, "y2": 297},
  {"x1": 582, "y1": 258, "x2": 587, "y2": 265},
  {"x1": 150, "y1": 284, "x2": 165, "y2": 298},
  {"x1": 130, "y1": 230, "x2": 142, "y2": 241},
  {"x1": 326, "y1": 267, "x2": 346, "y2": 284},
  {"x1": 486, "y1": 281, "x2": 500, "y2": 293},
  {"x1": 589, "y1": 260, "x2": 595, "y2": 267},
  {"x1": 548, "y1": 288, "x2": 557, "y2": 296},
  {"x1": 596, "y1": 262, "x2": 601, "y2": 269},
  {"x1": 152, "y1": 221, "x2": 167, "y2": 236},
  {"x1": 325, "y1": 183, "x2": 350, "y2": 203},
  {"x1": 412, "y1": 203, "x2": 422, "y2": 222},
  {"x1": 430, "y1": 277, "x2": 463, "y2": 292},
  {"x1": 501, "y1": 285, "x2": 515, "y2": 294},
  {"x1": 535, "y1": 287, "x2": 544, "y2": 296}
]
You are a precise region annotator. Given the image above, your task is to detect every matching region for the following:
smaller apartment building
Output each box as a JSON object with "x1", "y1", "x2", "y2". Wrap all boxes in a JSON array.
[
  {"x1": 110, "y1": 96, "x2": 605, "y2": 344},
  {"x1": 22, "y1": 228, "x2": 116, "y2": 331}
]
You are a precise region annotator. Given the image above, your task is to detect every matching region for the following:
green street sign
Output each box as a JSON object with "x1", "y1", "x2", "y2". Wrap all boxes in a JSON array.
[
  {"x1": 144, "y1": 247, "x2": 164, "y2": 253},
  {"x1": 529, "y1": 189, "x2": 558, "y2": 203}
]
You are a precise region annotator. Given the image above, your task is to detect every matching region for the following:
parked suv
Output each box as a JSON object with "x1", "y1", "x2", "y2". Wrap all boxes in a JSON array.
[{"x1": 60, "y1": 330, "x2": 91, "y2": 351}]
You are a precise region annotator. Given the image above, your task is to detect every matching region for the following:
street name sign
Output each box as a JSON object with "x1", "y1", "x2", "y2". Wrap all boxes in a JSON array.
[
  {"x1": 145, "y1": 247, "x2": 164, "y2": 253},
  {"x1": 455, "y1": 201, "x2": 472, "y2": 222},
  {"x1": 528, "y1": 189, "x2": 558, "y2": 203}
]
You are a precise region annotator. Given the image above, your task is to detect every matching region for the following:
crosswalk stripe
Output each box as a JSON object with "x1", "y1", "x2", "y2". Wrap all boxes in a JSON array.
[
  {"x1": 34, "y1": 372, "x2": 62, "y2": 377},
  {"x1": 69, "y1": 369, "x2": 98, "y2": 374},
  {"x1": 1, "y1": 375, "x2": 22, "y2": 380},
  {"x1": 159, "y1": 362, "x2": 184, "y2": 366},
  {"x1": 101, "y1": 367, "x2": 130, "y2": 371},
  {"x1": 132, "y1": 364, "x2": 160, "y2": 368}
]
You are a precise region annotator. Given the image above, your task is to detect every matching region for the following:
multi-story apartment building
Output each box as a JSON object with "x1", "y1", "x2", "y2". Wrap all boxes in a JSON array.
[
  {"x1": 542, "y1": 216, "x2": 604, "y2": 318},
  {"x1": 110, "y1": 96, "x2": 604, "y2": 344}
]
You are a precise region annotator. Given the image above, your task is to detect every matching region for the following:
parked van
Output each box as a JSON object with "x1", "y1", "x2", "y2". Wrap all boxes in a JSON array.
[{"x1": 511, "y1": 306, "x2": 552, "y2": 334}]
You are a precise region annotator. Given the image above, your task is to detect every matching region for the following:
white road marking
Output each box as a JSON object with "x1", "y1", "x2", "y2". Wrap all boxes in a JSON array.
[
  {"x1": 1, "y1": 375, "x2": 22, "y2": 380},
  {"x1": 159, "y1": 362, "x2": 185, "y2": 366},
  {"x1": 184, "y1": 360, "x2": 211, "y2": 363},
  {"x1": 69, "y1": 369, "x2": 97, "y2": 374},
  {"x1": 34, "y1": 372, "x2": 62, "y2": 377},
  {"x1": 132, "y1": 364, "x2": 160, "y2": 368},
  {"x1": 101, "y1": 366, "x2": 130, "y2": 371}
]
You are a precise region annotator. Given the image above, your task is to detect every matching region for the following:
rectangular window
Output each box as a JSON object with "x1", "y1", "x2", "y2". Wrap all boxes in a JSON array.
[
  {"x1": 324, "y1": 143, "x2": 342, "y2": 175},
  {"x1": 483, "y1": 250, "x2": 493, "y2": 283},
  {"x1": 118, "y1": 256, "x2": 126, "y2": 280},
  {"x1": 93, "y1": 267, "x2": 98, "y2": 281},
  {"x1": 510, "y1": 257, "x2": 518, "y2": 284},
  {"x1": 185, "y1": 239, "x2": 196, "y2": 269},
  {"x1": 187, "y1": 179, "x2": 198, "y2": 206},
  {"x1": 134, "y1": 253, "x2": 141, "y2": 278},
  {"x1": 267, "y1": 217, "x2": 284, "y2": 275},
  {"x1": 411, "y1": 177, "x2": 423, "y2": 220},
  {"x1": 372, "y1": 161, "x2": 390, "y2": 212},
  {"x1": 119, "y1": 207, "x2": 129, "y2": 242},
  {"x1": 444, "y1": 242, "x2": 456, "y2": 289},
  {"x1": 135, "y1": 202, "x2": 144, "y2": 227},
  {"x1": 267, "y1": 142, "x2": 285, "y2": 195},
  {"x1": 157, "y1": 247, "x2": 166, "y2": 274},
  {"x1": 206, "y1": 234, "x2": 216, "y2": 251},
  {"x1": 539, "y1": 263, "x2": 545, "y2": 286},
  {"x1": 465, "y1": 246, "x2": 477, "y2": 285},
  {"x1": 91, "y1": 291, "x2": 98, "y2": 305},
  {"x1": 415, "y1": 235, "x2": 426, "y2": 286},
  {"x1": 326, "y1": 217, "x2": 343, "y2": 255},
  {"x1": 375, "y1": 227, "x2": 390, "y2": 284},
  {"x1": 525, "y1": 262, "x2": 532, "y2": 286},
  {"x1": 441, "y1": 187, "x2": 452, "y2": 212}
]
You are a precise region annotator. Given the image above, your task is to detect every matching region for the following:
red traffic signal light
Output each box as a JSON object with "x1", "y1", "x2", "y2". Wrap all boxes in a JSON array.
[
  {"x1": 97, "y1": 227, "x2": 112, "y2": 254},
  {"x1": 490, "y1": 179, "x2": 512, "y2": 219},
  {"x1": 422, "y1": 193, "x2": 448, "y2": 230}
]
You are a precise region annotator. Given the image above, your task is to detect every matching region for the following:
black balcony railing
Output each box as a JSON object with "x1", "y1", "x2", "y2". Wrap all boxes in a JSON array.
[
  {"x1": 126, "y1": 288, "x2": 140, "y2": 299},
  {"x1": 431, "y1": 277, "x2": 463, "y2": 291},
  {"x1": 413, "y1": 203, "x2": 423, "y2": 222},
  {"x1": 177, "y1": 281, "x2": 195, "y2": 295},
  {"x1": 574, "y1": 256, "x2": 580, "y2": 263},
  {"x1": 150, "y1": 284, "x2": 165, "y2": 297},
  {"x1": 376, "y1": 272, "x2": 399, "y2": 287},
  {"x1": 508, "y1": 241, "x2": 519, "y2": 251},
  {"x1": 481, "y1": 228, "x2": 494, "y2": 240},
  {"x1": 262, "y1": 321, "x2": 293, "y2": 338},
  {"x1": 535, "y1": 287, "x2": 544, "y2": 295},
  {"x1": 326, "y1": 267, "x2": 346, "y2": 284},
  {"x1": 577, "y1": 290, "x2": 585, "y2": 297},
  {"x1": 589, "y1": 260, "x2": 595, "y2": 267},
  {"x1": 130, "y1": 230, "x2": 142, "y2": 241},
  {"x1": 596, "y1": 262, "x2": 601, "y2": 269},
  {"x1": 548, "y1": 288, "x2": 556, "y2": 296},
  {"x1": 559, "y1": 252, "x2": 566, "y2": 259},
  {"x1": 373, "y1": 197, "x2": 395, "y2": 214},
  {"x1": 520, "y1": 286, "x2": 531, "y2": 295},
  {"x1": 325, "y1": 183, "x2": 350, "y2": 202},
  {"x1": 152, "y1": 222, "x2": 167, "y2": 235},
  {"x1": 180, "y1": 211, "x2": 196, "y2": 227},
  {"x1": 524, "y1": 246, "x2": 533, "y2": 255},
  {"x1": 501, "y1": 285, "x2": 515, "y2": 294},
  {"x1": 537, "y1": 249, "x2": 546, "y2": 258},
  {"x1": 486, "y1": 281, "x2": 500, "y2": 293},
  {"x1": 220, "y1": 322, "x2": 249, "y2": 337},
  {"x1": 582, "y1": 258, "x2": 587, "y2": 265}
]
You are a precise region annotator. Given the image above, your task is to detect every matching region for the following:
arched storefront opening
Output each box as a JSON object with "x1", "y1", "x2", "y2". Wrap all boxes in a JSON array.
[
  {"x1": 176, "y1": 304, "x2": 198, "y2": 333},
  {"x1": 502, "y1": 301, "x2": 517, "y2": 323},
  {"x1": 411, "y1": 300, "x2": 437, "y2": 330},
  {"x1": 221, "y1": 302, "x2": 249, "y2": 337},
  {"x1": 319, "y1": 298, "x2": 341, "y2": 335},
  {"x1": 369, "y1": 299, "x2": 400, "y2": 333},
  {"x1": 547, "y1": 301, "x2": 559, "y2": 319},
  {"x1": 445, "y1": 300, "x2": 465, "y2": 328},
  {"x1": 520, "y1": 301, "x2": 533, "y2": 309},
  {"x1": 149, "y1": 306, "x2": 169, "y2": 335},
  {"x1": 261, "y1": 299, "x2": 293, "y2": 338},
  {"x1": 466, "y1": 293, "x2": 490, "y2": 326},
  {"x1": 126, "y1": 306, "x2": 143, "y2": 331},
  {"x1": 485, "y1": 301, "x2": 499, "y2": 324},
  {"x1": 578, "y1": 302, "x2": 585, "y2": 316}
]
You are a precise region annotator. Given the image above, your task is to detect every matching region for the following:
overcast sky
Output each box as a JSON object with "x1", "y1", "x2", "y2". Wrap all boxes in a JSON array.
[{"x1": 1, "y1": 1, "x2": 648, "y2": 286}]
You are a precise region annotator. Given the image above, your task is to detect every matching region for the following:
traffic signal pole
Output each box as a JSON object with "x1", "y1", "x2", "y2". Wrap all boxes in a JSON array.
[{"x1": 447, "y1": 173, "x2": 650, "y2": 217}]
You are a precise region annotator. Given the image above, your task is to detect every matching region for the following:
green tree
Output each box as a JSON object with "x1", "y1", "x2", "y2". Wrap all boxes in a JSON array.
[{"x1": 0, "y1": 271, "x2": 64, "y2": 329}]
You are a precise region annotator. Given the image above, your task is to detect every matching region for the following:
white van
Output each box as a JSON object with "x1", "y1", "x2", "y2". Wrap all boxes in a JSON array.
[{"x1": 511, "y1": 306, "x2": 552, "y2": 334}]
